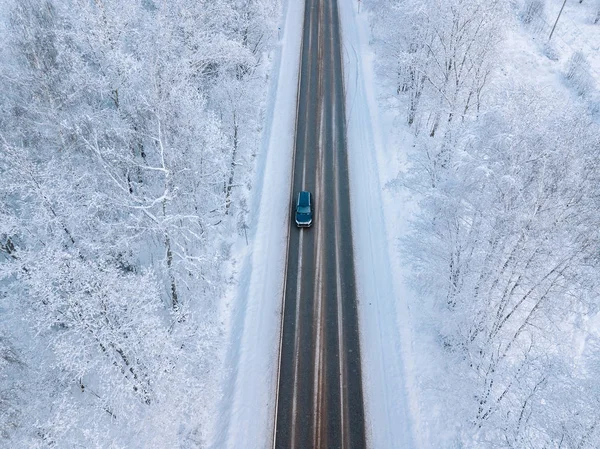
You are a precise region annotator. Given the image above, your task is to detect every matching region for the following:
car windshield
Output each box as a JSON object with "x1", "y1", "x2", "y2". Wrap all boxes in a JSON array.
[{"x1": 298, "y1": 206, "x2": 311, "y2": 214}]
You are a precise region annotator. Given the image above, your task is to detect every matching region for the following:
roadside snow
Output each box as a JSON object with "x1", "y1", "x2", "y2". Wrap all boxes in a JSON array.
[
  {"x1": 339, "y1": 1, "x2": 419, "y2": 448},
  {"x1": 208, "y1": 1, "x2": 304, "y2": 448}
]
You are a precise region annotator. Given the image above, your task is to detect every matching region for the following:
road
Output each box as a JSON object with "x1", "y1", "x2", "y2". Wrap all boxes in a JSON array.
[{"x1": 273, "y1": 0, "x2": 367, "y2": 447}]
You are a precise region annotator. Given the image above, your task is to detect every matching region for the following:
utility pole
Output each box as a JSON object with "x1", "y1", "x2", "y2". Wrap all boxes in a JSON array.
[{"x1": 549, "y1": 0, "x2": 568, "y2": 41}]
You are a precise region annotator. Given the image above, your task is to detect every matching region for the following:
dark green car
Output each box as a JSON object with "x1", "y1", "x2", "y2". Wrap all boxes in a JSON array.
[{"x1": 295, "y1": 191, "x2": 313, "y2": 228}]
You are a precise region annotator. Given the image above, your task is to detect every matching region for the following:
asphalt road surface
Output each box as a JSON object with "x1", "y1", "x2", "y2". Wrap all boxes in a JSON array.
[{"x1": 273, "y1": 0, "x2": 366, "y2": 447}]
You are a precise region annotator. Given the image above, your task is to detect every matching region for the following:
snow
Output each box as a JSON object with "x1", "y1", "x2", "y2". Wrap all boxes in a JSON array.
[
  {"x1": 209, "y1": 0, "x2": 304, "y2": 447},
  {"x1": 339, "y1": 1, "x2": 419, "y2": 448},
  {"x1": 536, "y1": 0, "x2": 600, "y2": 80},
  {"x1": 503, "y1": 0, "x2": 600, "y2": 112},
  {"x1": 4, "y1": 0, "x2": 600, "y2": 444}
]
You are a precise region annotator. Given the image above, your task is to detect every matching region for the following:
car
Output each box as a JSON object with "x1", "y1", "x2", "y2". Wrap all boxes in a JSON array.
[{"x1": 295, "y1": 191, "x2": 313, "y2": 227}]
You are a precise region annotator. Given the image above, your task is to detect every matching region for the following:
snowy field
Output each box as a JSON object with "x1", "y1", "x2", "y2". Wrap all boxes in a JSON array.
[{"x1": 339, "y1": 1, "x2": 418, "y2": 448}]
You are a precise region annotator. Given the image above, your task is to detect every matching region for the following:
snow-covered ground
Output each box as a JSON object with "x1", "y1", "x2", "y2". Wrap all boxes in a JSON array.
[
  {"x1": 529, "y1": 0, "x2": 600, "y2": 85},
  {"x1": 499, "y1": 0, "x2": 600, "y2": 114},
  {"x1": 209, "y1": 1, "x2": 304, "y2": 447},
  {"x1": 339, "y1": 1, "x2": 419, "y2": 448}
]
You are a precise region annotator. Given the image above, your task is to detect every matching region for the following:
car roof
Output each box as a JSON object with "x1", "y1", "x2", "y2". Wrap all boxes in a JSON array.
[{"x1": 298, "y1": 191, "x2": 311, "y2": 205}]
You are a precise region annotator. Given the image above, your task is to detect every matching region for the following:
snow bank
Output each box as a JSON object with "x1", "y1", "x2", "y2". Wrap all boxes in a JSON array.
[
  {"x1": 208, "y1": 1, "x2": 304, "y2": 448},
  {"x1": 338, "y1": 1, "x2": 419, "y2": 448}
]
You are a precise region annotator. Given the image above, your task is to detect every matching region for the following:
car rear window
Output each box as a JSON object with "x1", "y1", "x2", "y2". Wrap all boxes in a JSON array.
[{"x1": 298, "y1": 192, "x2": 310, "y2": 206}]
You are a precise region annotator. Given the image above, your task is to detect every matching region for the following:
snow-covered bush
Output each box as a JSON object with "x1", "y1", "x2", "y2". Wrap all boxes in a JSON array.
[
  {"x1": 543, "y1": 41, "x2": 559, "y2": 61},
  {"x1": 565, "y1": 51, "x2": 594, "y2": 97},
  {"x1": 520, "y1": 0, "x2": 545, "y2": 25}
]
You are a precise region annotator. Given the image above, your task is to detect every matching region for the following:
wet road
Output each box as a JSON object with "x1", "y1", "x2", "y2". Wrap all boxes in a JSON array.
[{"x1": 273, "y1": 0, "x2": 366, "y2": 447}]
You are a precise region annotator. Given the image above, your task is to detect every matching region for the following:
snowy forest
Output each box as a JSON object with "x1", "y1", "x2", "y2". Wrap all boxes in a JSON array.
[
  {"x1": 365, "y1": 0, "x2": 600, "y2": 447},
  {"x1": 0, "y1": 0, "x2": 278, "y2": 446}
]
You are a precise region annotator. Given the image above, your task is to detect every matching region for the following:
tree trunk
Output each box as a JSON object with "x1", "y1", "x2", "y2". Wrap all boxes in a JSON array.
[{"x1": 225, "y1": 110, "x2": 238, "y2": 214}]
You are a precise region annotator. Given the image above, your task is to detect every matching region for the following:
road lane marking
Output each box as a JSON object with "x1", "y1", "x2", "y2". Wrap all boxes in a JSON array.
[
  {"x1": 312, "y1": 98, "x2": 327, "y2": 447},
  {"x1": 289, "y1": 228, "x2": 304, "y2": 449},
  {"x1": 324, "y1": 0, "x2": 350, "y2": 446},
  {"x1": 311, "y1": 220, "x2": 324, "y2": 448},
  {"x1": 332, "y1": 103, "x2": 349, "y2": 449}
]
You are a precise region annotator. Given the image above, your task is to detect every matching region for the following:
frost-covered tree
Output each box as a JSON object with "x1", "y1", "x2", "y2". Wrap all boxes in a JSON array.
[
  {"x1": 369, "y1": 0, "x2": 503, "y2": 134},
  {"x1": 403, "y1": 81, "x2": 600, "y2": 449},
  {"x1": 0, "y1": 0, "x2": 278, "y2": 445},
  {"x1": 366, "y1": 0, "x2": 600, "y2": 447}
]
